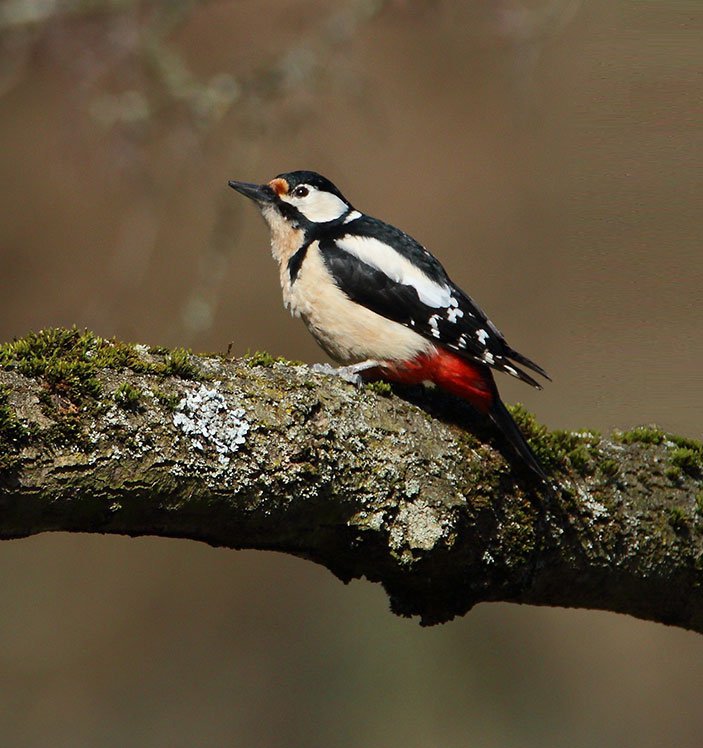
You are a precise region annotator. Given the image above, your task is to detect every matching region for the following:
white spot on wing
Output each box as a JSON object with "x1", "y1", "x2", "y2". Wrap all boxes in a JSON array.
[
  {"x1": 476, "y1": 328, "x2": 489, "y2": 345},
  {"x1": 343, "y1": 210, "x2": 362, "y2": 223},
  {"x1": 336, "y1": 235, "x2": 453, "y2": 308},
  {"x1": 428, "y1": 314, "x2": 441, "y2": 338},
  {"x1": 446, "y1": 307, "x2": 464, "y2": 323}
]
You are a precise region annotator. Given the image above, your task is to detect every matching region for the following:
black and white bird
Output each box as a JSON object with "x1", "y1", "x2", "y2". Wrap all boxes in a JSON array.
[{"x1": 229, "y1": 170, "x2": 550, "y2": 479}]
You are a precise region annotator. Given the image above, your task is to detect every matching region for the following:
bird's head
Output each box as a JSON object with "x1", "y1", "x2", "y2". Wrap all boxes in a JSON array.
[{"x1": 228, "y1": 170, "x2": 355, "y2": 230}]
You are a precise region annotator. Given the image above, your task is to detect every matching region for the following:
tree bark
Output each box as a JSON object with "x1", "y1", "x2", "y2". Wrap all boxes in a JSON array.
[{"x1": 1, "y1": 330, "x2": 702, "y2": 631}]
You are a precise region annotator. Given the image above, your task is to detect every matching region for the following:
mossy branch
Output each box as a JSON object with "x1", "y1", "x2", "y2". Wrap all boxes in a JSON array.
[{"x1": 1, "y1": 329, "x2": 702, "y2": 632}]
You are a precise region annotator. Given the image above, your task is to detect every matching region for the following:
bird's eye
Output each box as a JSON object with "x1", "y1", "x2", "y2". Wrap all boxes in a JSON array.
[{"x1": 293, "y1": 185, "x2": 309, "y2": 198}]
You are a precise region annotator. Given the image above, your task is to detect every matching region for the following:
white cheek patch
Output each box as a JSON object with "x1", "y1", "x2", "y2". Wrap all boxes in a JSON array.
[
  {"x1": 281, "y1": 188, "x2": 348, "y2": 223},
  {"x1": 336, "y1": 235, "x2": 454, "y2": 309}
]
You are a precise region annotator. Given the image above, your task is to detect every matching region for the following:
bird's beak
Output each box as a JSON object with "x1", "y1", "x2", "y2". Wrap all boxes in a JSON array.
[{"x1": 228, "y1": 180, "x2": 275, "y2": 204}]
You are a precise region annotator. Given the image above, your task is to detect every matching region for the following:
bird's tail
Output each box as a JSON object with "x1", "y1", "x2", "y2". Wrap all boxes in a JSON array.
[{"x1": 488, "y1": 397, "x2": 548, "y2": 482}]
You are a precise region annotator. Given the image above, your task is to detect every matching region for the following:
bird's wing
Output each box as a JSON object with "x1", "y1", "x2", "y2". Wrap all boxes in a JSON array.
[{"x1": 319, "y1": 230, "x2": 548, "y2": 388}]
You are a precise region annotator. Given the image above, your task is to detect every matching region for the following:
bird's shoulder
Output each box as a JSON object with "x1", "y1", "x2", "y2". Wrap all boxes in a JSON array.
[{"x1": 324, "y1": 212, "x2": 450, "y2": 285}]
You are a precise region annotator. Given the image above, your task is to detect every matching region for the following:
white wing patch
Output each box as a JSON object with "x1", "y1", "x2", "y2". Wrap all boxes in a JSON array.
[{"x1": 336, "y1": 234, "x2": 454, "y2": 309}]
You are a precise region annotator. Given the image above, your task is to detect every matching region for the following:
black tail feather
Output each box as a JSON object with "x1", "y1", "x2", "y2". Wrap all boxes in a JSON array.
[
  {"x1": 506, "y1": 347, "x2": 551, "y2": 382},
  {"x1": 502, "y1": 361, "x2": 544, "y2": 391},
  {"x1": 489, "y1": 397, "x2": 548, "y2": 482}
]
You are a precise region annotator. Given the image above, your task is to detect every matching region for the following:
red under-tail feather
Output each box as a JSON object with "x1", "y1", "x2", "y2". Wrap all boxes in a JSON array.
[
  {"x1": 378, "y1": 349, "x2": 547, "y2": 480},
  {"x1": 379, "y1": 348, "x2": 494, "y2": 413}
]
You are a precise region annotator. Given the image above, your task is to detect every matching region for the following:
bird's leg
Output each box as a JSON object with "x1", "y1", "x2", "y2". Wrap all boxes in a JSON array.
[{"x1": 311, "y1": 359, "x2": 382, "y2": 386}]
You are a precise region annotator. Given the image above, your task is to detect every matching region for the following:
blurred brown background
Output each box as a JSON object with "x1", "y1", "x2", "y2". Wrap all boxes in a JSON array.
[{"x1": 1, "y1": 1, "x2": 702, "y2": 746}]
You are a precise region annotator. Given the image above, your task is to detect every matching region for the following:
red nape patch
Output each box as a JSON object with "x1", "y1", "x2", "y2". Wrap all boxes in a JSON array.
[{"x1": 380, "y1": 350, "x2": 494, "y2": 413}]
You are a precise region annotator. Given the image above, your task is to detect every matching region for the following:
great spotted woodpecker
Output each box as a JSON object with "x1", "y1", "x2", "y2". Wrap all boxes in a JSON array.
[{"x1": 229, "y1": 171, "x2": 551, "y2": 479}]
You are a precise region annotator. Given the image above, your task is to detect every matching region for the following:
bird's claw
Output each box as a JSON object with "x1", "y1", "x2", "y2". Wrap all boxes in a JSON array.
[{"x1": 311, "y1": 360, "x2": 381, "y2": 387}]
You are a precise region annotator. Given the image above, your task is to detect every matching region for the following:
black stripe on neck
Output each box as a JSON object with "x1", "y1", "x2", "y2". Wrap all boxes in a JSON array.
[{"x1": 288, "y1": 239, "x2": 313, "y2": 284}]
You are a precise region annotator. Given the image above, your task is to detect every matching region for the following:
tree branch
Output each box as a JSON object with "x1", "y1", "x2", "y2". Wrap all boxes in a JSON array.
[{"x1": 1, "y1": 329, "x2": 702, "y2": 631}]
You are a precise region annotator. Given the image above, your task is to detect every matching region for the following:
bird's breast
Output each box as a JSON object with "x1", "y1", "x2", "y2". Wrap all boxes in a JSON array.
[{"x1": 280, "y1": 242, "x2": 431, "y2": 365}]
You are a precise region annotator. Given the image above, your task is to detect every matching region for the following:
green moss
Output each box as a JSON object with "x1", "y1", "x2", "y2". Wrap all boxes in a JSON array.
[
  {"x1": 0, "y1": 329, "x2": 206, "y2": 448},
  {"x1": 366, "y1": 380, "x2": 393, "y2": 397},
  {"x1": 457, "y1": 429, "x2": 482, "y2": 451},
  {"x1": 50, "y1": 410, "x2": 84, "y2": 445},
  {"x1": 670, "y1": 447, "x2": 701, "y2": 476},
  {"x1": 567, "y1": 445, "x2": 593, "y2": 473},
  {"x1": 0, "y1": 385, "x2": 31, "y2": 470},
  {"x1": 1, "y1": 328, "x2": 152, "y2": 379},
  {"x1": 0, "y1": 328, "x2": 203, "y2": 395},
  {"x1": 507, "y1": 404, "x2": 601, "y2": 475},
  {"x1": 160, "y1": 348, "x2": 200, "y2": 379},
  {"x1": 245, "y1": 350, "x2": 293, "y2": 368},
  {"x1": 664, "y1": 465, "x2": 682, "y2": 483},
  {"x1": 618, "y1": 425, "x2": 666, "y2": 446},
  {"x1": 507, "y1": 405, "x2": 560, "y2": 470},
  {"x1": 498, "y1": 496, "x2": 539, "y2": 568},
  {"x1": 0, "y1": 387, "x2": 26, "y2": 443},
  {"x1": 152, "y1": 388, "x2": 180, "y2": 411},
  {"x1": 598, "y1": 458, "x2": 620, "y2": 479},
  {"x1": 114, "y1": 382, "x2": 142, "y2": 410},
  {"x1": 616, "y1": 426, "x2": 703, "y2": 479},
  {"x1": 669, "y1": 434, "x2": 703, "y2": 453},
  {"x1": 0, "y1": 328, "x2": 137, "y2": 402},
  {"x1": 668, "y1": 506, "x2": 687, "y2": 533},
  {"x1": 0, "y1": 329, "x2": 104, "y2": 402},
  {"x1": 695, "y1": 492, "x2": 703, "y2": 516},
  {"x1": 149, "y1": 345, "x2": 171, "y2": 355}
]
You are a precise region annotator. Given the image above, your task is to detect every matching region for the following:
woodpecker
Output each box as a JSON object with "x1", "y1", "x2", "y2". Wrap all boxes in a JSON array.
[{"x1": 229, "y1": 171, "x2": 551, "y2": 479}]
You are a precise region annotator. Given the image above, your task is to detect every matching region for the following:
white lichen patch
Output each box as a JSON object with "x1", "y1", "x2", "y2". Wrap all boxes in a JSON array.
[
  {"x1": 349, "y1": 509, "x2": 386, "y2": 532},
  {"x1": 577, "y1": 484, "x2": 609, "y2": 520},
  {"x1": 197, "y1": 356, "x2": 226, "y2": 378},
  {"x1": 390, "y1": 500, "x2": 446, "y2": 552},
  {"x1": 173, "y1": 384, "x2": 249, "y2": 464}
]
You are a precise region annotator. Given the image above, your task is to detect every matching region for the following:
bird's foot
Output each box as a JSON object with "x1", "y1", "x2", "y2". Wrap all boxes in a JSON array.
[{"x1": 311, "y1": 360, "x2": 381, "y2": 387}]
